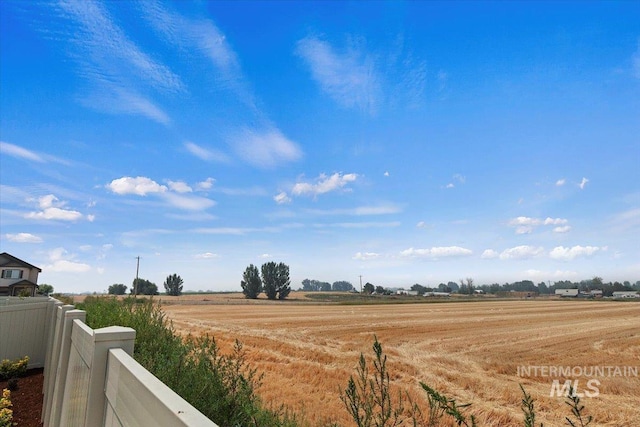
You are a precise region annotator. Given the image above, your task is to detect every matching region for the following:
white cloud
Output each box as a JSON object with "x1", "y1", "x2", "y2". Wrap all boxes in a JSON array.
[
  {"x1": 161, "y1": 192, "x2": 216, "y2": 211},
  {"x1": 384, "y1": 171, "x2": 390, "y2": 177},
  {"x1": 25, "y1": 195, "x2": 84, "y2": 221},
  {"x1": 259, "y1": 253, "x2": 271, "y2": 258},
  {"x1": 416, "y1": 221, "x2": 426, "y2": 228},
  {"x1": 196, "y1": 178, "x2": 216, "y2": 191},
  {"x1": 556, "y1": 178, "x2": 566, "y2": 186},
  {"x1": 353, "y1": 252, "x2": 380, "y2": 261},
  {"x1": 400, "y1": 246, "x2": 473, "y2": 259},
  {"x1": 5, "y1": 233, "x2": 42, "y2": 243},
  {"x1": 167, "y1": 180, "x2": 193, "y2": 193},
  {"x1": 499, "y1": 245, "x2": 545, "y2": 260},
  {"x1": 508, "y1": 216, "x2": 569, "y2": 234},
  {"x1": 523, "y1": 269, "x2": 579, "y2": 280},
  {"x1": 553, "y1": 225, "x2": 572, "y2": 233},
  {"x1": 107, "y1": 176, "x2": 167, "y2": 196},
  {"x1": 296, "y1": 36, "x2": 380, "y2": 114},
  {"x1": 273, "y1": 192, "x2": 291, "y2": 205},
  {"x1": 44, "y1": 247, "x2": 91, "y2": 273},
  {"x1": 233, "y1": 128, "x2": 302, "y2": 168},
  {"x1": 549, "y1": 245, "x2": 603, "y2": 261},
  {"x1": 481, "y1": 249, "x2": 499, "y2": 259},
  {"x1": 306, "y1": 204, "x2": 401, "y2": 216},
  {"x1": 445, "y1": 174, "x2": 465, "y2": 189},
  {"x1": 184, "y1": 142, "x2": 229, "y2": 163},
  {"x1": 291, "y1": 172, "x2": 358, "y2": 197},
  {"x1": 195, "y1": 252, "x2": 218, "y2": 259},
  {"x1": 46, "y1": 0, "x2": 183, "y2": 124},
  {"x1": 1, "y1": 141, "x2": 44, "y2": 162},
  {"x1": 579, "y1": 177, "x2": 589, "y2": 190}
]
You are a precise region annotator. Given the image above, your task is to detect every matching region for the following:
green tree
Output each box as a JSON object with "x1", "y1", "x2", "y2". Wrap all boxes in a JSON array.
[
  {"x1": 108, "y1": 283, "x2": 127, "y2": 295},
  {"x1": 262, "y1": 262, "x2": 278, "y2": 300},
  {"x1": 37, "y1": 284, "x2": 54, "y2": 296},
  {"x1": 332, "y1": 281, "x2": 354, "y2": 292},
  {"x1": 241, "y1": 264, "x2": 262, "y2": 299},
  {"x1": 164, "y1": 274, "x2": 184, "y2": 296},
  {"x1": 276, "y1": 262, "x2": 291, "y2": 300},
  {"x1": 261, "y1": 262, "x2": 291, "y2": 300},
  {"x1": 363, "y1": 282, "x2": 375, "y2": 294},
  {"x1": 132, "y1": 278, "x2": 158, "y2": 295},
  {"x1": 411, "y1": 283, "x2": 428, "y2": 295}
]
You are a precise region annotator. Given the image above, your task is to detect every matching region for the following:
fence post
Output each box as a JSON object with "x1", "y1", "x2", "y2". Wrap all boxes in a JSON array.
[
  {"x1": 85, "y1": 326, "x2": 136, "y2": 427},
  {"x1": 41, "y1": 299, "x2": 62, "y2": 398},
  {"x1": 46, "y1": 308, "x2": 86, "y2": 427},
  {"x1": 42, "y1": 303, "x2": 74, "y2": 427}
]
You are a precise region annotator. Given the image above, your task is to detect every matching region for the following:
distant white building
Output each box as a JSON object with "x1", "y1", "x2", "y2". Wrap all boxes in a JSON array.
[
  {"x1": 424, "y1": 291, "x2": 450, "y2": 297},
  {"x1": 612, "y1": 291, "x2": 640, "y2": 298},
  {"x1": 555, "y1": 288, "x2": 579, "y2": 297}
]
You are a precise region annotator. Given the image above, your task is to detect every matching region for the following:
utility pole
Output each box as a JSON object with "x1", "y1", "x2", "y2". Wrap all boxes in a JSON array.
[
  {"x1": 359, "y1": 275, "x2": 363, "y2": 293},
  {"x1": 134, "y1": 256, "x2": 140, "y2": 297}
]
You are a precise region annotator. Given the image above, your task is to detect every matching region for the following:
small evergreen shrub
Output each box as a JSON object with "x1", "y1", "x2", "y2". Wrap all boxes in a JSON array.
[{"x1": 0, "y1": 356, "x2": 29, "y2": 381}]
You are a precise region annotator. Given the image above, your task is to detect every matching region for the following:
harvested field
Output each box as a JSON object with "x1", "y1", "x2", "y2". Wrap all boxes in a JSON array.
[{"x1": 161, "y1": 296, "x2": 639, "y2": 426}]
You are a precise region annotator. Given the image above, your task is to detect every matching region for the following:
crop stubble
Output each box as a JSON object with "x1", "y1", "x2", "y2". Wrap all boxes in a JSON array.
[{"x1": 161, "y1": 298, "x2": 639, "y2": 426}]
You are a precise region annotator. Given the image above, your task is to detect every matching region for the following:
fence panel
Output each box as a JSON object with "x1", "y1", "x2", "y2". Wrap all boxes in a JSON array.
[
  {"x1": 0, "y1": 297, "x2": 53, "y2": 367},
  {"x1": 104, "y1": 348, "x2": 217, "y2": 427}
]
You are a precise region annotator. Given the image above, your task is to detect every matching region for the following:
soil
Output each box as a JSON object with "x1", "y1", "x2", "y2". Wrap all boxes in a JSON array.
[{"x1": 0, "y1": 368, "x2": 44, "y2": 427}]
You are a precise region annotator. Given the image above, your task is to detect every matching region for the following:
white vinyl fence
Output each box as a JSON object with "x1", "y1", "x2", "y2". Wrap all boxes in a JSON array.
[{"x1": 0, "y1": 297, "x2": 217, "y2": 427}]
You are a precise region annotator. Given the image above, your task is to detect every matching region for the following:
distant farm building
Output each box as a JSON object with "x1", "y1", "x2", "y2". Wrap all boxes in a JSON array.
[
  {"x1": 555, "y1": 289, "x2": 579, "y2": 297},
  {"x1": 424, "y1": 291, "x2": 450, "y2": 297},
  {"x1": 612, "y1": 291, "x2": 640, "y2": 299}
]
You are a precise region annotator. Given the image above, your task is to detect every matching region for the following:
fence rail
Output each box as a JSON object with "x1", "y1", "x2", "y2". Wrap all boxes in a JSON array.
[{"x1": 0, "y1": 297, "x2": 217, "y2": 427}]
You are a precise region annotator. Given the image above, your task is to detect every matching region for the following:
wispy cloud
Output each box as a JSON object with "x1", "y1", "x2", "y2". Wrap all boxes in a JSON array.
[
  {"x1": 400, "y1": 246, "x2": 473, "y2": 259},
  {"x1": 549, "y1": 245, "x2": 604, "y2": 261},
  {"x1": 296, "y1": 34, "x2": 427, "y2": 115},
  {"x1": 184, "y1": 142, "x2": 230, "y2": 163},
  {"x1": 296, "y1": 36, "x2": 380, "y2": 114},
  {"x1": 444, "y1": 173, "x2": 466, "y2": 189},
  {"x1": 508, "y1": 216, "x2": 569, "y2": 234},
  {"x1": 0, "y1": 141, "x2": 70, "y2": 164},
  {"x1": 305, "y1": 204, "x2": 401, "y2": 216},
  {"x1": 167, "y1": 180, "x2": 192, "y2": 193},
  {"x1": 274, "y1": 192, "x2": 291, "y2": 205},
  {"x1": 232, "y1": 128, "x2": 302, "y2": 168},
  {"x1": 499, "y1": 245, "x2": 545, "y2": 260},
  {"x1": 290, "y1": 172, "x2": 358, "y2": 198},
  {"x1": 579, "y1": 177, "x2": 589, "y2": 190},
  {"x1": 353, "y1": 252, "x2": 380, "y2": 261},
  {"x1": 139, "y1": 0, "x2": 251, "y2": 102},
  {"x1": 31, "y1": 0, "x2": 180, "y2": 124},
  {"x1": 481, "y1": 249, "x2": 499, "y2": 259},
  {"x1": 43, "y1": 247, "x2": 91, "y2": 273},
  {"x1": 5, "y1": 233, "x2": 43, "y2": 243},
  {"x1": 555, "y1": 178, "x2": 566, "y2": 186}
]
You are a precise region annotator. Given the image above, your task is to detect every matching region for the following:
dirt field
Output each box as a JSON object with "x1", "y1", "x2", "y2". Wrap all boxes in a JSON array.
[{"x1": 160, "y1": 295, "x2": 639, "y2": 426}]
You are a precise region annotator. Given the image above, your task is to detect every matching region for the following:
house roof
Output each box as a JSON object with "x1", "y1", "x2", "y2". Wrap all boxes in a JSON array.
[
  {"x1": 0, "y1": 252, "x2": 42, "y2": 272},
  {"x1": 4, "y1": 279, "x2": 38, "y2": 287}
]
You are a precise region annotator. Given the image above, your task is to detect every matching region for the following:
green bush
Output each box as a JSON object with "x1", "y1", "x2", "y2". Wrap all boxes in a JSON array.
[
  {"x1": 0, "y1": 356, "x2": 29, "y2": 381},
  {"x1": 79, "y1": 296, "x2": 297, "y2": 427}
]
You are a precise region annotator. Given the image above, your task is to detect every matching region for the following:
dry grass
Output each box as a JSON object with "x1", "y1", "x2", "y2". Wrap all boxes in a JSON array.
[{"x1": 158, "y1": 296, "x2": 639, "y2": 426}]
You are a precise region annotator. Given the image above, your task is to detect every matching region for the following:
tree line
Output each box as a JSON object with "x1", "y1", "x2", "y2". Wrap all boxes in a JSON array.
[{"x1": 108, "y1": 274, "x2": 184, "y2": 296}]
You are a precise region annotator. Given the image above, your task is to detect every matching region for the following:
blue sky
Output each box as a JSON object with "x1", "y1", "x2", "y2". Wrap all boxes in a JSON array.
[{"x1": 1, "y1": 1, "x2": 639, "y2": 293}]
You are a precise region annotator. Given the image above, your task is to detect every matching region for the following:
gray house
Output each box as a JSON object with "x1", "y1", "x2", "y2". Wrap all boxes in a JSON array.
[{"x1": 0, "y1": 252, "x2": 41, "y2": 296}]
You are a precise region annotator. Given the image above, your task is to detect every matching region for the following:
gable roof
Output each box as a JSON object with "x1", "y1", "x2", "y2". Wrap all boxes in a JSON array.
[{"x1": 0, "y1": 252, "x2": 42, "y2": 272}]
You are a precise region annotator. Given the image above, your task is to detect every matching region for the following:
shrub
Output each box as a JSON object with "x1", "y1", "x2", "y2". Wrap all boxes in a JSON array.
[
  {"x1": 0, "y1": 356, "x2": 29, "y2": 381},
  {"x1": 0, "y1": 389, "x2": 12, "y2": 427},
  {"x1": 80, "y1": 296, "x2": 297, "y2": 427}
]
